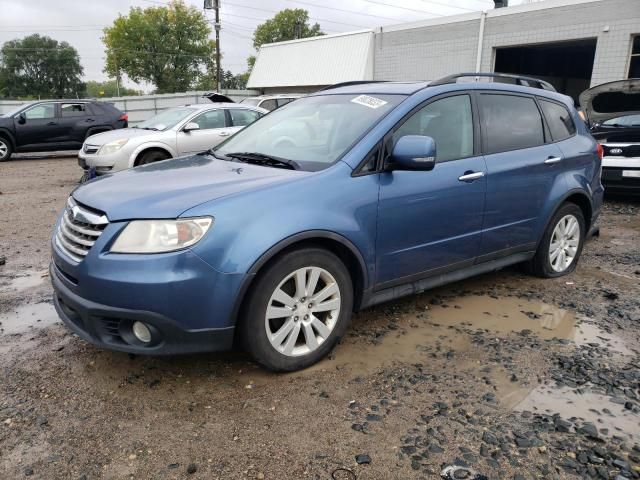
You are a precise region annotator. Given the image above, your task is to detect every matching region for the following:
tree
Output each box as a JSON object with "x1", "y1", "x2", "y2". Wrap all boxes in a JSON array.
[
  {"x1": 84, "y1": 80, "x2": 141, "y2": 98},
  {"x1": 0, "y1": 34, "x2": 84, "y2": 99},
  {"x1": 103, "y1": 0, "x2": 216, "y2": 94},
  {"x1": 252, "y1": 9, "x2": 323, "y2": 49}
]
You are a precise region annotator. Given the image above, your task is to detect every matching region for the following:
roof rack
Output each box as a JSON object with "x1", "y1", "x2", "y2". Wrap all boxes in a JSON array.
[
  {"x1": 319, "y1": 80, "x2": 388, "y2": 91},
  {"x1": 430, "y1": 73, "x2": 556, "y2": 92}
]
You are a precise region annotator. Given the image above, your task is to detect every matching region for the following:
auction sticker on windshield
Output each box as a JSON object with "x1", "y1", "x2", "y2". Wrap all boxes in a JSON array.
[{"x1": 351, "y1": 95, "x2": 388, "y2": 109}]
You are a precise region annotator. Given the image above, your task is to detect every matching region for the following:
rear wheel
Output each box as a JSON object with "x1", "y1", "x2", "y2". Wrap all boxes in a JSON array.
[
  {"x1": 136, "y1": 149, "x2": 170, "y2": 166},
  {"x1": 240, "y1": 248, "x2": 353, "y2": 371},
  {"x1": 526, "y1": 203, "x2": 585, "y2": 278},
  {"x1": 0, "y1": 137, "x2": 12, "y2": 161}
]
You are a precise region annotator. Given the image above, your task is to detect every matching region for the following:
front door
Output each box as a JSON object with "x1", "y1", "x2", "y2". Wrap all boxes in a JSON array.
[
  {"x1": 176, "y1": 108, "x2": 230, "y2": 155},
  {"x1": 14, "y1": 103, "x2": 63, "y2": 148},
  {"x1": 376, "y1": 94, "x2": 487, "y2": 286}
]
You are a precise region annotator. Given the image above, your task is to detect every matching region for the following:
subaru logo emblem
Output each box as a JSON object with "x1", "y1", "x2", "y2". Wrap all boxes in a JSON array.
[{"x1": 610, "y1": 148, "x2": 623, "y2": 155}]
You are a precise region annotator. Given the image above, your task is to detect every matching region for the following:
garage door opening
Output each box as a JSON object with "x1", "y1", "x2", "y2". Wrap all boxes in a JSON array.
[{"x1": 494, "y1": 39, "x2": 597, "y2": 105}]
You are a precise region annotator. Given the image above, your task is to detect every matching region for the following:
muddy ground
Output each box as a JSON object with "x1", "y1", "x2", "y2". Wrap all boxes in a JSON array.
[{"x1": 1, "y1": 156, "x2": 639, "y2": 480}]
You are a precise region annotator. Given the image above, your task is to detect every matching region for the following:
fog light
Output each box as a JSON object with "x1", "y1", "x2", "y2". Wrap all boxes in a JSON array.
[{"x1": 132, "y1": 321, "x2": 152, "y2": 343}]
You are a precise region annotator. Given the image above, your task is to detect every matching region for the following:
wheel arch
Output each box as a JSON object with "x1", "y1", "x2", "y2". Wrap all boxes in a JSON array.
[
  {"x1": 231, "y1": 231, "x2": 369, "y2": 324},
  {"x1": 0, "y1": 128, "x2": 16, "y2": 149},
  {"x1": 133, "y1": 145, "x2": 174, "y2": 166},
  {"x1": 538, "y1": 189, "x2": 593, "y2": 250}
]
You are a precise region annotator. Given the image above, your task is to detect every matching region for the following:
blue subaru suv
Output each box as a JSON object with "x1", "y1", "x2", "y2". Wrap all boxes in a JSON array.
[{"x1": 51, "y1": 73, "x2": 603, "y2": 371}]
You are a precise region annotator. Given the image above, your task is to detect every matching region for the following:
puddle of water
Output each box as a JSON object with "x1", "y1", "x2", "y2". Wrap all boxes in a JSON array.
[
  {"x1": 0, "y1": 302, "x2": 59, "y2": 335},
  {"x1": 573, "y1": 322, "x2": 634, "y2": 356},
  {"x1": 0, "y1": 272, "x2": 46, "y2": 292},
  {"x1": 515, "y1": 385, "x2": 640, "y2": 442}
]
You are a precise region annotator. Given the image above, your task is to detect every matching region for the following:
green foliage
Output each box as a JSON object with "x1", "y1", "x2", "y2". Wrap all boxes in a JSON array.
[
  {"x1": 103, "y1": 0, "x2": 216, "y2": 94},
  {"x1": 0, "y1": 34, "x2": 84, "y2": 99},
  {"x1": 84, "y1": 80, "x2": 141, "y2": 98},
  {"x1": 252, "y1": 9, "x2": 323, "y2": 49},
  {"x1": 247, "y1": 55, "x2": 257, "y2": 72}
]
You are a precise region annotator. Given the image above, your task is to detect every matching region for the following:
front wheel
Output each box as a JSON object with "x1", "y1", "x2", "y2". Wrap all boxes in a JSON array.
[
  {"x1": 526, "y1": 203, "x2": 585, "y2": 278},
  {"x1": 240, "y1": 248, "x2": 353, "y2": 371},
  {"x1": 0, "y1": 137, "x2": 12, "y2": 161}
]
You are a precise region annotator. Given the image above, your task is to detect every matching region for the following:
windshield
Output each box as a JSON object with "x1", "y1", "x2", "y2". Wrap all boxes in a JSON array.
[
  {"x1": 137, "y1": 107, "x2": 197, "y2": 131},
  {"x1": 2, "y1": 103, "x2": 32, "y2": 118},
  {"x1": 603, "y1": 114, "x2": 640, "y2": 126},
  {"x1": 215, "y1": 94, "x2": 402, "y2": 171},
  {"x1": 240, "y1": 98, "x2": 261, "y2": 106}
]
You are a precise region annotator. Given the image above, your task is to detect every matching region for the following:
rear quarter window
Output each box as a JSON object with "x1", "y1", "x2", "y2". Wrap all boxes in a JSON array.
[
  {"x1": 539, "y1": 99, "x2": 576, "y2": 141},
  {"x1": 480, "y1": 94, "x2": 545, "y2": 154}
]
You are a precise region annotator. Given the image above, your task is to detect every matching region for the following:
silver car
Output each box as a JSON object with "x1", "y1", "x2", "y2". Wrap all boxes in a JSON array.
[{"x1": 78, "y1": 103, "x2": 267, "y2": 176}]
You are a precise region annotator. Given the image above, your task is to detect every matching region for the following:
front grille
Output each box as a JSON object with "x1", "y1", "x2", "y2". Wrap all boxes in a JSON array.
[
  {"x1": 55, "y1": 197, "x2": 108, "y2": 262},
  {"x1": 83, "y1": 144, "x2": 99, "y2": 154}
]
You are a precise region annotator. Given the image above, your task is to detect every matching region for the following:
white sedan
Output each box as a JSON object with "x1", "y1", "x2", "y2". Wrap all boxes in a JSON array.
[{"x1": 78, "y1": 103, "x2": 267, "y2": 177}]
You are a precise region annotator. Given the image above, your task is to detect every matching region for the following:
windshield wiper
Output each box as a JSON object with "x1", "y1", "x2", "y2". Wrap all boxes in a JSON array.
[
  {"x1": 224, "y1": 152, "x2": 300, "y2": 170},
  {"x1": 140, "y1": 126, "x2": 159, "y2": 131}
]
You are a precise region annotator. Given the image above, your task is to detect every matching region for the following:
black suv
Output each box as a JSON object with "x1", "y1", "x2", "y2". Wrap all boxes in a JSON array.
[{"x1": 0, "y1": 100, "x2": 127, "y2": 161}]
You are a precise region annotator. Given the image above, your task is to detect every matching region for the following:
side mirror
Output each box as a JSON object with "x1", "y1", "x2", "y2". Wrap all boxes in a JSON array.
[
  {"x1": 387, "y1": 135, "x2": 436, "y2": 171},
  {"x1": 16, "y1": 113, "x2": 26, "y2": 125},
  {"x1": 183, "y1": 122, "x2": 200, "y2": 132}
]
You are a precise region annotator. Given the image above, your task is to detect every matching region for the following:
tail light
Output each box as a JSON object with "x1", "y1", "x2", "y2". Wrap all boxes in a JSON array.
[
  {"x1": 596, "y1": 143, "x2": 604, "y2": 160},
  {"x1": 119, "y1": 113, "x2": 128, "y2": 122}
]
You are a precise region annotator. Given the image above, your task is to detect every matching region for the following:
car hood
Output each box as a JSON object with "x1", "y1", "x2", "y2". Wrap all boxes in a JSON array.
[
  {"x1": 579, "y1": 79, "x2": 640, "y2": 124},
  {"x1": 72, "y1": 154, "x2": 307, "y2": 221},
  {"x1": 85, "y1": 127, "x2": 164, "y2": 146}
]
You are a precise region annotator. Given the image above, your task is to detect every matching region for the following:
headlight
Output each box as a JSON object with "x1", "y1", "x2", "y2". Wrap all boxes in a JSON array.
[
  {"x1": 110, "y1": 217, "x2": 213, "y2": 253},
  {"x1": 98, "y1": 138, "x2": 128, "y2": 155}
]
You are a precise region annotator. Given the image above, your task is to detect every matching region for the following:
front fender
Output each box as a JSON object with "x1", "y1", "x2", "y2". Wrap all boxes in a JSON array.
[
  {"x1": 185, "y1": 162, "x2": 379, "y2": 287},
  {"x1": 0, "y1": 127, "x2": 16, "y2": 148}
]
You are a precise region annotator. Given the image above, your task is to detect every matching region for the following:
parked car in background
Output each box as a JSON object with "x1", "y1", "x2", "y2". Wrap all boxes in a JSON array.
[
  {"x1": 78, "y1": 103, "x2": 267, "y2": 177},
  {"x1": 0, "y1": 100, "x2": 127, "y2": 161},
  {"x1": 240, "y1": 94, "x2": 304, "y2": 111},
  {"x1": 580, "y1": 79, "x2": 640, "y2": 195},
  {"x1": 51, "y1": 74, "x2": 602, "y2": 371}
]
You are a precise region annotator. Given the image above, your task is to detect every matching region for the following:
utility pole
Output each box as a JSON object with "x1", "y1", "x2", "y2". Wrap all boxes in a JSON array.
[{"x1": 204, "y1": 0, "x2": 222, "y2": 91}]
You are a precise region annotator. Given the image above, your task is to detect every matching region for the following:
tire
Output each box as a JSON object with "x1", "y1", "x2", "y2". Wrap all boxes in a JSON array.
[
  {"x1": 136, "y1": 149, "x2": 170, "y2": 166},
  {"x1": 526, "y1": 202, "x2": 585, "y2": 278},
  {"x1": 0, "y1": 136, "x2": 12, "y2": 161},
  {"x1": 240, "y1": 248, "x2": 353, "y2": 371}
]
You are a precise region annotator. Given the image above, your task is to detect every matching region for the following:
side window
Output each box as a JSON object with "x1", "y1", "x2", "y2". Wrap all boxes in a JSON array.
[
  {"x1": 191, "y1": 109, "x2": 226, "y2": 130},
  {"x1": 229, "y1": 109, "x2": 262, "y2": 127},
  {"x1": 24, "y1": 104, "x2": 56, "y2": 120},
  {"x1": 392, "y1": 95, "x2": 474, "y2": 162},
  {"x1": 480, "y1": 94, "x2": 545, "y2": 153},
  {"x1": 276, "y1": 98, "x2": 294, "y2": 108},
  {"x1": 61, "y1": 103, "x2": 87, "y2": 117},
  {"x1": 358, "y1": 147, "x2": 379, "y2": 174},
  {"x1": 539, "y1": 99, "x2": 576, "y2": 141},
  {"x1": 259, "y1": 99, "x2": 277, "y2": 111}
]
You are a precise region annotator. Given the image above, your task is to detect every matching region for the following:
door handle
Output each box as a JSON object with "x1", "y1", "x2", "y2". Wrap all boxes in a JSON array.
[
  {"x1": 219, "y1": 131, "x2": 231, "y2": 137},
  {"x1": 458, "y1": 171, "x2": 485, "y2": 182},
  {"x1": 85, "y1": 118, "x2": 95, "y2": 123},
  {"x1": 47, "y1": 121, "x2": 57, "y2": 126},
  {"x1": 544, "y1": 156, "x2": 562, "y2": 165}
]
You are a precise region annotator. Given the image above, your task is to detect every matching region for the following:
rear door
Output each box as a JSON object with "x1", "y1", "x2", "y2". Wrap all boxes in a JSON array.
[
  {"x1": 477, "y1": 92, "x2": 565, "y2": 259},
  {"x1": 58, "y1": 102, "x2": 94, "y2": 146},
  {"x1": 176, "y1": 108, "x2": 229, "y2": 155},
  {"x1": 13, "y1": 102, "x2": 63, "y2": 148},
  {"x1": 376, "y1": 93, "x2": 487, "y2": 285}
]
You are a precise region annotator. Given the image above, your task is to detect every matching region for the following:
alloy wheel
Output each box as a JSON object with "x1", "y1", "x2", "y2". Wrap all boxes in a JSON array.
[
  {"x1": 0, "y1": 140, "x2": 8, "y2": 159},
  {"x1": 549, "y1": 214, "x2": 580, "y2": 272},
  {"x1": 264, "y1": 266, "x2": 341, "y2": 357}
]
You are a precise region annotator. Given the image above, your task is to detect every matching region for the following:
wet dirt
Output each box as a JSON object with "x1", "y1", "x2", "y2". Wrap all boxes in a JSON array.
[{"x1": 1, "y1": 158, "x2": 639, "y2": 480}]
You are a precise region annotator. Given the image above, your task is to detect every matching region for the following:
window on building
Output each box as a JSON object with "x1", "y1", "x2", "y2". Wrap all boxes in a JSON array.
[
  {"x1": 480, "y1": 94, "x2": 545, "y2": 153},
  {"x1": 392, "y1": 95, "x2": 474, "y2": 162},
  {"x1": 539, "y1": 100, "x2": 576, "y2": 141},
  {"x1": 629, "y1": 35, "x2": 640, "y2": 79},
  {"x1": 61, "y1": 103, "x2": 88, "y2": 117}
]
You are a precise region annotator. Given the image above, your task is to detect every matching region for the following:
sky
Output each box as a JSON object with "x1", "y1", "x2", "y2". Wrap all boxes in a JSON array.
[{"x1": 0, "y1": 0, "x2": 530, "y2": 91}]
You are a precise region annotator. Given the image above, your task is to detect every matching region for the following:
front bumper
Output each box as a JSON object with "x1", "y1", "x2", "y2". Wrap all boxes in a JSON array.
[
  {"x1": 78, "y1": 149, "x2": 131, "y2": 175},
  {"x1": 51, "y1": 262, "x2": 235, "y2": 354}
]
